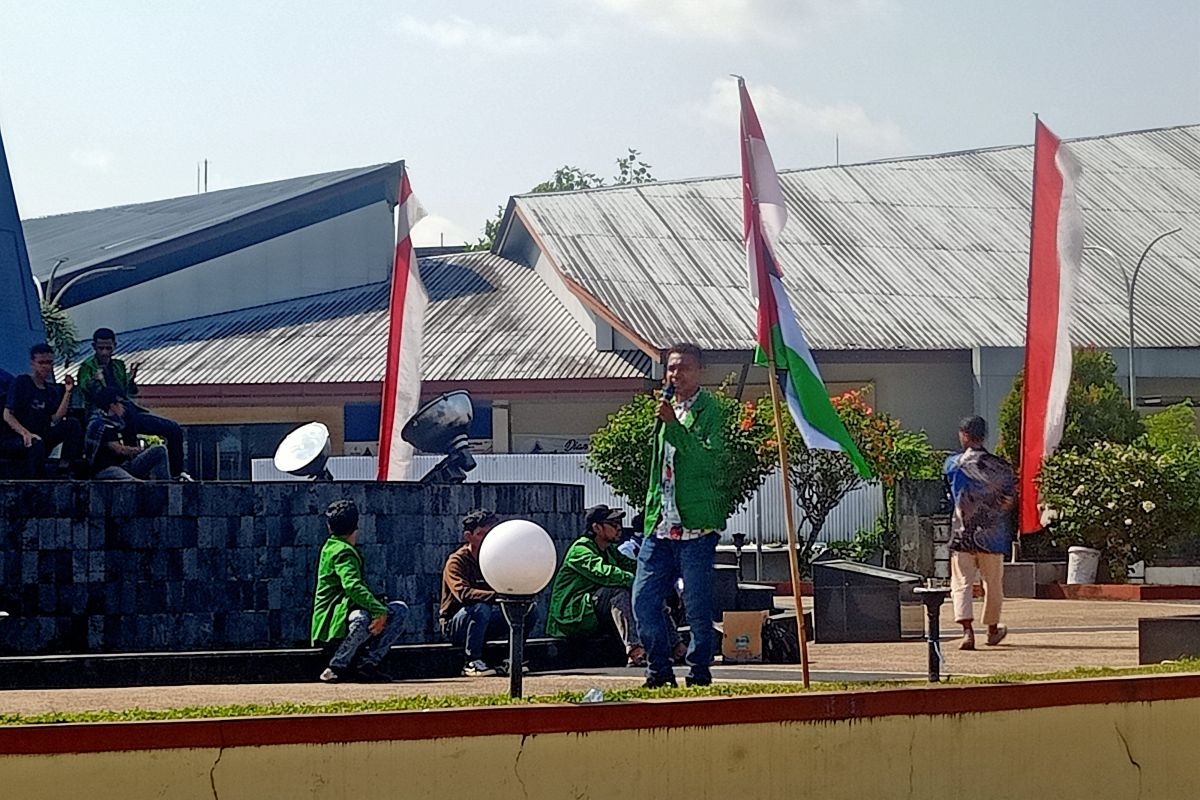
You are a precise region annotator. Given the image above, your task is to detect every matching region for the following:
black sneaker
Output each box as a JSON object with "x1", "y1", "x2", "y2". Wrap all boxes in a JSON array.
[
  {"x1": 685, "y1": 676, "x2": 712, "y2": 688},
  {"x1": 355, "y1": 664, "x2": 397, "y2": 683},
  {"x1": 643, "y1": 674, "x2": 677, "y2": 689}
]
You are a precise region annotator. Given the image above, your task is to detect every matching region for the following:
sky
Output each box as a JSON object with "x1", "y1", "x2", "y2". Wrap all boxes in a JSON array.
[{"x1": 1, "y1": 1, "x2": 1197, "y2": 250}]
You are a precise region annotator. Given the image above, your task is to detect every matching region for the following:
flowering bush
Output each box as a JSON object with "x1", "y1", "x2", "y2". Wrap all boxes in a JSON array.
[
  {"x1": 746, "y1": 386, "x2": 941, "y2": 567},
  {"x1": 1036, "y1": 442, "x2": 1200, "y2": 581}
]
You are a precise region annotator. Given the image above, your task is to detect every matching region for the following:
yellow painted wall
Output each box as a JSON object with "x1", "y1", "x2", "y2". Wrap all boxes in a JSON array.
[{"x1": 4, "y1": 696, "x2": 1198, "y2": 799}]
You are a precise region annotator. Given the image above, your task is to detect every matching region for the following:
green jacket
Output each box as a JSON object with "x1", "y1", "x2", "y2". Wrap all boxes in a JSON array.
[
  {"x1": 643, "y1": 388, "x2": 729, "y2": 535},
  {"x1": 77, "y1": 355, "x2": 138, "y2": 412},
  {"x1": 310, "y1": 536, "x2": 389, "y2": 644},
  {"x1": 546, "y1": 534, "x2": 637, "y2": 637}
]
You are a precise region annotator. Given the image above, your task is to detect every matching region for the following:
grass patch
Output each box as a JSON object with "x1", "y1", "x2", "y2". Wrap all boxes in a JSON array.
[{"x1": 3, "y1": 659, "x2": 1198, "y2": 726}]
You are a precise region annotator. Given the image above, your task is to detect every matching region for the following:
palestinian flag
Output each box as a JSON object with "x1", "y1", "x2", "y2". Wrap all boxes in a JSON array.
[{"x1": 738, "y1": 78, "x2": 871, "y2": 479}]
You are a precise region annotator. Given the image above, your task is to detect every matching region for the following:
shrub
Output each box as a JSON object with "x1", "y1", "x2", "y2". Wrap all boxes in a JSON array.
[
  {"x1": 1036, "y1": 442, "x2": 1200, "y2": 581},
  {"x1": 1140, "y1": 402, "x2": 1199, "y2": 452},
  {"x1": 748, "y1": 388, "x2": 938, "y2": 567},
  {"x1": 586, "y1": 382, "x2": 776, "y2": 518}
]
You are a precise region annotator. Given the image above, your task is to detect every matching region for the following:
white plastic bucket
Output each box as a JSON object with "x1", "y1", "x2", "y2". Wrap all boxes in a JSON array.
[{"x1": 1067, "y1": 546, "x2": 1102, "y2": 584}]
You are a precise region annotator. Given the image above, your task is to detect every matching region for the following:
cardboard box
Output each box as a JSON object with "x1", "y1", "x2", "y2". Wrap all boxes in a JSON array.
[{"x1": 721, "y1": 610, "x2": 768, "y2": 663}]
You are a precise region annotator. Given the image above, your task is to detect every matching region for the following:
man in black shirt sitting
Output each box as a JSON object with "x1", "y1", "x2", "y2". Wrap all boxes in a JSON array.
[
  {"x1": 0, "y1": 343, "x2": 83, "y2": 478},
  {"x1": 84, "y1": 387, "x2": 170, "y2": 481}
]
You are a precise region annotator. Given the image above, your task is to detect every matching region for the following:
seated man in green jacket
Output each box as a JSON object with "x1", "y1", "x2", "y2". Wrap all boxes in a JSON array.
[
  {"x1": 311, "y1": 499, "x2": 407, "y2": 682},
  {"x1": 547, "y1": 504, "x2": 646, "y2": 667}
]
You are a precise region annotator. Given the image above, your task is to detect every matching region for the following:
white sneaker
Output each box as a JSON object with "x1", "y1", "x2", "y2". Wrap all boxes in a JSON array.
[{"x1": 462, "y1": 659, "x2": 495, "y2": 677}]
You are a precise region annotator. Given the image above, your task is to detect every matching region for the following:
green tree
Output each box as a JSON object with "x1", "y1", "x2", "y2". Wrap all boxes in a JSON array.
[
  {"x1": 586, "y1": 381, "x2": 775, "y2": 520},
  {"x1": 614, "y1": 149, "x2": 654, "y2": 185},
  {"x1": 40, "y1": 299, "x2": 79, "y2": 366},
  {"x1": 471, "y1": 149, "x2": 655, "y2": 250},
  {"x1": 746, "y1": 387, "x2": 941, "y2": 568},
  {"x1": 996, "y1": 348, "x2": 1144, "y2": 470},
  {"x1": 1140, "y1": 401, "x2": 1198, "y2": 452},
  {"x1": 530, "y1": 166, "x2": 604, "y2": 193}
]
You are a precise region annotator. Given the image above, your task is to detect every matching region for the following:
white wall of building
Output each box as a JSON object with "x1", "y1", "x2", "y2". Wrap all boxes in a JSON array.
[{"x1": 68, "y1": 202, "x2": 395, "y2": 335}]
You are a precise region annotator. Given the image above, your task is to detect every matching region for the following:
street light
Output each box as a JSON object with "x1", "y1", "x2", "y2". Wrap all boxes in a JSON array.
[
  {"x1": 478, "y1": 519, "x2": 557, "y2": 698},
  {"x1": 1084, "y1": 228, "x2": 1182, "y2": 409},
  {"x1": 36, "y1": 257, "x2": 135, "y2": 306}
]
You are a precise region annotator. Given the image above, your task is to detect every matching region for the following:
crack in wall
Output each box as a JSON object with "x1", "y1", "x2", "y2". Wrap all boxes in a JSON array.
[
  {"x1": 1114, "y1": 724, "x2": 1143, "y2": 796},
  {"x1": 513, "y1": 733, "x2": 530, "y2": 800},
  {"x1": 209, "y1": 744, "x2": 226, "y2": 800},
  {"x1": 907, "y1": 726, "x2": 916, "y2": 799}
]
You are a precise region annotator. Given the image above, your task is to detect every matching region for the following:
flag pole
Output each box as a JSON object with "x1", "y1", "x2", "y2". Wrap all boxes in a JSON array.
[{"x1": 764, "y1": 356, "x2": 811, "y2": 688}]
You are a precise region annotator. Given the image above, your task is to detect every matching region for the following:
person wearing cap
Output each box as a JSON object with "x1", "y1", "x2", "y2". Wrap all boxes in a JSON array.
[
  {"x1": 83, "y1": 386, "x2": 170, "y2": 481},
  {"x1": 76, "y1": 327, "x2": 189, "y2": 479},
  {"x1": 944, "y1": 415, "x2": 1016, "y2": 651},
  {"x1": 311, "y1": 499, "x2": 408, "y2": 682},
  {"x1": 439, "y1": 509, "x2": 537, "y2": 676},
  {"x1": 547, "y1": 504, "x2": 645, "y2": 666}
]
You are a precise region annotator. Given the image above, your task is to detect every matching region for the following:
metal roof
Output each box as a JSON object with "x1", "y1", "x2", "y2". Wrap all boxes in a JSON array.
[
  {"x1": 511, "y1": 125, "x2": 1200, "y2": 351},
  {"x1": 23, "y1": 163, "x2": 401, "y2": 287},
  {"x1": 82, "y1": 251, "x2": 649, "y2": 385}
]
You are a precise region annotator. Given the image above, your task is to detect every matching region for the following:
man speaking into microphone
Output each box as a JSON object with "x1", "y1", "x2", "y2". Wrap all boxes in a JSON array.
[{"x1": 632, "y1": 342, "x2": 730, "y2": 688}]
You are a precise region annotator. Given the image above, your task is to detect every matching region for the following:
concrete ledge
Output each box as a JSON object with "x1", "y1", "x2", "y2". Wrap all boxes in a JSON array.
[
  {"x1": 1003, "y1": 561, "x2": 1066, "y2": 598},
  {"x1": 1140, "y1": 615, "x2": 1200, "y2": 664},
  {"x1": 0, "y1": 637, "x2": 627, "y2": 690},
  {"x1": 1040, "y1": 583, "x2": 1200, "y2": 601},
  {"x1": 3, "y1": 672, "x2": 1198, "y2": 754}
]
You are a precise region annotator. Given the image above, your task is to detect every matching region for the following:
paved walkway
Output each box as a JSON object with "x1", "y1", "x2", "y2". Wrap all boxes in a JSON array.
[{"x1": 2, "y1": 598, "x2": 1197, "y2": 717}]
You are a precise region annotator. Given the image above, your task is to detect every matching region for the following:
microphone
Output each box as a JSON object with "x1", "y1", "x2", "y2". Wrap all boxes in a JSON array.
[{"x1": 663, "y1": 382, "x2": 676, "y2": 401}]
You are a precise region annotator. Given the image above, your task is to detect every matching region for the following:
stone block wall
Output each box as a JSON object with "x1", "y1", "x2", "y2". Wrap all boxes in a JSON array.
[{"x1": 0, "y1": 481, "x2": 583, "y2": 655}]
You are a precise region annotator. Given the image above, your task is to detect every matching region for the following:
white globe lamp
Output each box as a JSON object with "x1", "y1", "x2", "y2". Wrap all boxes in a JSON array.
[
  {"x1": 479, "y1": 519, "x2": 557, "y2": 596},
  {"x1": 477, "y1": 519, "x2": 557, "y2": 697}
]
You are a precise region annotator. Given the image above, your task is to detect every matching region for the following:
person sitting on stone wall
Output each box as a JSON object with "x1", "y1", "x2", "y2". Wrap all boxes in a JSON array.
[
  {"x1": 0, "y1": 343, "x2": 83, "y2": 478},
  {"x1": 84, "y1": 387, "x2": 172, "y2": 481},
  {"x1": 547, "y1": 504, "x2": 647, "y2": 666},
  {"x1": 311, "y1": 499, "x2": 408, "y2": 682},
  {"x1": 439, "y1": 509, "x2": 537, "y2": 676},
  {"x1": 77, "y1": 327, "x2": 189, "y2": 480}
]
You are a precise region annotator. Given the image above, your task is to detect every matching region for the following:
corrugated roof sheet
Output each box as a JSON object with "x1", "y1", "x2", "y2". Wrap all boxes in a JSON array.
[
  {"x1": 83, "y1": 251, "x2": 649, "y2": 385},
  {"x1": 513, "y1": 125, "x2": 1200, "y2": 351},
  {"x1": 23, "y1": 163, "x2": 399, "y2": 281}
]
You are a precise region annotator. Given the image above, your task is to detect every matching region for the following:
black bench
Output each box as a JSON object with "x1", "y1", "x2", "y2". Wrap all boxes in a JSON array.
[{"x1": 0, "y1": 636, "x2": 629, "y2": 690}]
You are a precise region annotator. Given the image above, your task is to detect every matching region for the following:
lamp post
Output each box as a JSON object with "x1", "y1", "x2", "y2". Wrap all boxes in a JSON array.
[
  {"x1": 37, "y1": 257, "x2": 135, "y2": 307},
  {"x1": 1084, "y1": 228, "x2": 1182, "y2": 409},
  {"x1": 913, "y1": 586, "x2": 950, "y2": 682},
  {"x1": 478, "y1": 519, "x2": 557, "y2": 698}
]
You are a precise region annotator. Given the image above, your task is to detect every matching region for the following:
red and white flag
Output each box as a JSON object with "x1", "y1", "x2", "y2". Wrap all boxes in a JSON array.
[
  {"x1": 1019, "y1": 120, "x2": 1083, "y2": 533},
  {"x1": 376, "y1": 168, "x2": 428, "y2": 480}
]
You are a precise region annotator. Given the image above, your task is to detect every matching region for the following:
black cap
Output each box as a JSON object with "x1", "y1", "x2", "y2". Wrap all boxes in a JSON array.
[
  {"x1": 461, "y1": 509, "x2": 500, "y2": 531},
  {"x1": 584, "y1": 504, "x2": 626, "y2": 529}
]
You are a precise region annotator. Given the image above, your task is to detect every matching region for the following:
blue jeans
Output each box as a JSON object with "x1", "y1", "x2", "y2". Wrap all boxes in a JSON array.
[
  {"x1": 126, "y1": 409, "x2": 184, "y2": 477},
  {"x1": 632, "y1": 533, "x2": 718, "y2": 684},
  {"x1": 329, "y1": 601, "x2": 408, "y2": 670},
  {"x1": 445, "y1": 602, "x2": 537, "y2": 663}
]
